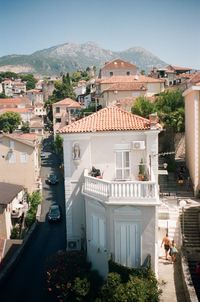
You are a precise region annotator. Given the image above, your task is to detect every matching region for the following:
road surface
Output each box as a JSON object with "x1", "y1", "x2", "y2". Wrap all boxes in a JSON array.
[{"x1": 0, "y1": 137, "x2": 66, "y2": 302}]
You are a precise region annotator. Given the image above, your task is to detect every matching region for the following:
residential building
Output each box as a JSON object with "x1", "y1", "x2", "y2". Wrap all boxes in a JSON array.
[
  {"x1": 59, "y1": 106, "x2": 161, "y2": 277},
  {"x1": 2, "y1": 79, "x2": 26, "y2": 97},
  {"x1": 183, "y1": 82, "x2": 200, "y2": 196},
  {"x1": 29, "y1": 117, "x2": 44, "y2": 138},
  {"x1": 0, "y1": 107, "x2": 33, "y2": 123},
  {"x1": 26, "y1": 89, "x2": 44, "y2": 105},
  {"x1": 99, "y1": 59, "x2": 137, "y2": 78},
  {"x1": 96, "y1": 75, "x2": 164, "y2": 107},
  {"x1": 100, "y1": 82, "x2": 147, "y2": 107},
  {"x1": 0, "y1": 97, "x2": 33, "y2": 123},
  {"x1": 0, "y1": 183, "x2": 26, "y2": 239},
  {"x1": 52, "y1": 98, "x2": 81, "y2": 135},
  {"x1": 74, "y1": 80, "x2": 87, "y2": 97},
  {"x1": 0, "y1": 133, "x2": 40, "y2": 193},
  {"x1": 151, "y1": 65, "x2": 192, "y2": 86}
]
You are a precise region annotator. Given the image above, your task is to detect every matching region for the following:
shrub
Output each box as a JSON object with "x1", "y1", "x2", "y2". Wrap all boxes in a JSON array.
[
  {"x1": 25, "y1": 191, "x2": 42, "y2": 227},
  {"x1": 10, "y1": 226, "x2": 20, "y2": 239}
]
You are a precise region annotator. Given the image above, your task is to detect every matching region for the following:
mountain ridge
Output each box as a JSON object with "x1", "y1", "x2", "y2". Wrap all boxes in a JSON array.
[{"x1": 0, "y1": 42, "x2": 167, "y2": 76}]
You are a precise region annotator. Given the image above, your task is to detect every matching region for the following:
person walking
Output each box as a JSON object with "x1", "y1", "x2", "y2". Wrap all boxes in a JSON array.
[
  {"x1": 161, "y1": 233, "x2": 171, "y2": 260},
  {"x1": 170, "y1": 240, "x2": 178, "y2": 263}
]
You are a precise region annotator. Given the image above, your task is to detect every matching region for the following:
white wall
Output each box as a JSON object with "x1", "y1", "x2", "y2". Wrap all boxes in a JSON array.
[{"x1": 63, "y1": 129, "x2": 159, "y2": 243}]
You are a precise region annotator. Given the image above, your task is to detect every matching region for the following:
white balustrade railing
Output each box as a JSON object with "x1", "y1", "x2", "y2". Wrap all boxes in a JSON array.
[{"x1": 83, "y1": 173, "x2": 158, "y2": 202}]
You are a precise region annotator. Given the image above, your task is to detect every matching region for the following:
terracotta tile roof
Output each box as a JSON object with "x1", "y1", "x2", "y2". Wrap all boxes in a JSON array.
[
  {"x1": 27, "y1": 89, "x2": 42, "y2": 93},
  {"x1": 1, "y1": 133, "x2": 37, "y2": 146},
  {"x1": 188, "y1": 72, "x2": 200, "y2": 84},
  {"x1": 97, "y1": 75, "x2": 164, "y2": 84},
  {"x1": 103, "y1": 82, "x2": 147, "y2": 92},
  {"x1": 58, "y1": 106, "x2": 152, "y2": 134},
  {"x1": 53, "y1": 98, "x2": 81, "y2": 108},
  {"x1": 0, "y1": 182, "x2": 24, "y2": 205},
  {"x1": 0, "y1": 97, "x2": 29, "y2": 105},
  {"x1": 0, "y1": 107, "x2": 32, "y2": 113},
  {"x1": 170, "y1": 65, "x2": 192, "y2": 71},
  {"x1": 102, "y1": 59, "x2": 136, "y2": 70},
  {"x1": 8, "y1": 133, "x2": 38, "y2": 141}
]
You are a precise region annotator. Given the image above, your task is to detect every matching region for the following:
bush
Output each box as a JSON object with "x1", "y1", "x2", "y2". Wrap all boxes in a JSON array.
[
  {"x1": 10, "y1": 226, "x2": 20, "y2": 239},
  {"x1": 46, "y1": 253, "x2": 161, "y2": 302},
  {"x1": 25, "y1": 191, "x2": 42, "y2": 227}
]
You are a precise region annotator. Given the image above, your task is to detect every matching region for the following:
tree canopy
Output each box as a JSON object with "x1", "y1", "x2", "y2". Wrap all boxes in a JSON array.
[
  {"x1": 131, "y1": 89, "x2": 185, "y2": 133},
  {"x1": 52, "y1": 73, "x2": 75, "y2": 101},
  {"x1": 0, "y1": 111, "x2": 22, "y2": 133}
]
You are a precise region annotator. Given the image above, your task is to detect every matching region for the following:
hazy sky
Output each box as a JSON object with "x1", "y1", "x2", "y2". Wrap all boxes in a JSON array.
[{"x1": 0, "y1": 0, "x2": 200, "y2": 69}]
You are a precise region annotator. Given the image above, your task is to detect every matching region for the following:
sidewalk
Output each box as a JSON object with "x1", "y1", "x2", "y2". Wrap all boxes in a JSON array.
[{"x1": 158, "y1": 252, "x2": 187, "y2": 301}]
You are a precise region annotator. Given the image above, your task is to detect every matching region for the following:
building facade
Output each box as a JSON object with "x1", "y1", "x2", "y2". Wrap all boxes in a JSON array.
[{"x1": 59, "y1": 106, "x2": 161, "y2": 277}]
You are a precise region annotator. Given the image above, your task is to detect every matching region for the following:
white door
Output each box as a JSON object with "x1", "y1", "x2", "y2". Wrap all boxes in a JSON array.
[{"x1": 115, "y1": 222, "x2": 140, "y2": 267}]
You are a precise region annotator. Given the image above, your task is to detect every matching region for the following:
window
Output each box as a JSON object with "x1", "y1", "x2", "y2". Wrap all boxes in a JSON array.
[
  {"x1": 9, "y1": 140, "x2": 15, "y2": 149},
  {"x1": 116, "y1": 151, "x2": 130, "y2": 179},
  {"x1": 91, "y1": 215, "x2": 105, "y2": 248},
  {"x1": 127, "y1": 71, "x2": 130, "y2": 76},
  {"x1": 56, "y1": 107, "x2": 60, "y2": 113},
  {"x1": 8, "y1": 152, "x2": 16, "y2": 164},
  {"x1": 20, "y1": 152, "x2": 28, "y2": 163},
  {"x1": 56, "y1": 118, "x2": 61, "y2": 123},
  {"x1": 110, "y1": 72, "x2": 113, "y2": 76}
]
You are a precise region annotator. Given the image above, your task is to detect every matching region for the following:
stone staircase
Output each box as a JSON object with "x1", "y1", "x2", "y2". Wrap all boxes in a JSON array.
[
  {"x1": 180, "y1": 205, "x2": 200, "y2": 300},
  {"x1": 159, "y1": 158, "x2": 194, "y2": 198}
]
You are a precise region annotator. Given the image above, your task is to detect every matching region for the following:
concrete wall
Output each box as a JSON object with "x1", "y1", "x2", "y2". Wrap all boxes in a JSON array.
[
  {"x1": 85, "y1": 197, "x2": 157, "y2": 277},
  {"x1": 184, "y1": 88, "x2": 200, "y2": 195},
  {"x1": 0, "y1": 137, "x2": 38, "y2": 193},
  {"x1": 62, "y1": 129, "x2": 159, "y2": 266}
]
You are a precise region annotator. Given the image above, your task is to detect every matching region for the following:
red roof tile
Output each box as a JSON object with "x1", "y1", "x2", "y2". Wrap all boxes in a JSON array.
[
  {"x1": 103, "y1": 82, "x2": 147, "y2": 92},
  {"x1": 102, "y1": 59, "x2": 137, "y2": 70},
  {"x1": 58, "y1": 106, "x2": 151, "y2": 134},
  {"x1": 98, "y1": 75, "x2": 164, "y2": 84},
  {"x1": 0, "y1": 97, "x2": 29, "y2": 105},
  {"x1": 53, "y1": 98, "x2": 81, "y2": 108}
]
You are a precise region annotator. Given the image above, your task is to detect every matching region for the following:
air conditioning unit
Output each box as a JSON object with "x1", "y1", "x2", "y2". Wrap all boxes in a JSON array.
[
  {"x1": 67, "y1": 237, "x2": 81, "y2": 251},
  {"x1": 132, "y1": 141, "x2": 145, "y2": 150}
]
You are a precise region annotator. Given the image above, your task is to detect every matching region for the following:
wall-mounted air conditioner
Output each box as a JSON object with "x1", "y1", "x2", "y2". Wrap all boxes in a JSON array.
[
  {"x1": 132, "y1": 141, "x2": 145, "y2": 150},
  {"x1": 67, "y1": 237, "x2": 81, "y2": 251}
]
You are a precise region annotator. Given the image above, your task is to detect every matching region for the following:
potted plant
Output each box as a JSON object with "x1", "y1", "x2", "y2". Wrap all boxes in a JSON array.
[{"x1": 138, "y1": 158, "x2": 146, "y2": 181}]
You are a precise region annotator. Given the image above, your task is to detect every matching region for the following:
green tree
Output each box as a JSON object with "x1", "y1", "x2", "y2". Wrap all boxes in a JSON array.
[
  {"x1": 19, "y1": 73, "x2": 37, "y2": 90},
  {"x1": 0, "y1": 92, "x2": 7, "y2": 98},
  {"x1": 131, "y1": 96, "x2": 155, "y2": 118},
  {"x1": 53, "y1": 134, "x2": 63, "y2": 159},
  {"x1": 52, "y1": 73, "x2": 75, "y2": 101},
  {"x1": 21, "y1": 121, "x2": 30, "y2": 133},
  {"x1": 0, "y1": 111, "x2": 22, "y2": 133},
  {"x1": 154, "y1": 89, "x2": 184, "y2": 132},
  {"x1": 0, "y1": 71, "x2": 18, "y2": 82}
]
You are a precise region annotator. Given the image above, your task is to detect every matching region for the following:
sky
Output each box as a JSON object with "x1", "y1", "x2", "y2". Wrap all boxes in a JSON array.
[{"x1": 0, "y1": 0, "x2": 200, "y2": 69}]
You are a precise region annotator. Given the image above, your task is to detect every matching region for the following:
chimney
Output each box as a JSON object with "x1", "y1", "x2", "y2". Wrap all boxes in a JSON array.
[{"x1": 149, "y1": 113, "x2": 159, "y2": 129}]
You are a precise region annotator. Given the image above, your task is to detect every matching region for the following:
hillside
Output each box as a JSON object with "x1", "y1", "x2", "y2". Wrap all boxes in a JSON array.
[{"x1": 0, "y1": 42, "x2": 166, "y2": 76}]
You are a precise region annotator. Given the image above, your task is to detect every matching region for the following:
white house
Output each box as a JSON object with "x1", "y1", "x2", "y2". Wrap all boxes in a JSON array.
[{"x1": 59, "y1": 106, "x2": 161, "y2": 277}]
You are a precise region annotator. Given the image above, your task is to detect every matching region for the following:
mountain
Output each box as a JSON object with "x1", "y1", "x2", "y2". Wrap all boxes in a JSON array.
[{"x1": 0, "y1": 42, "x2": 166, "y2": 76}]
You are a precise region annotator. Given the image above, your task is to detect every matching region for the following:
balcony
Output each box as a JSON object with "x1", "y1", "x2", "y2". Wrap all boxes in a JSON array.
[{"x1": 82, "y1": 170, "x2": 159, "y2": 205}]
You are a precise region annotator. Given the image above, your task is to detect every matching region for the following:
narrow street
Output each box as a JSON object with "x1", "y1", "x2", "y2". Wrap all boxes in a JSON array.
[{"x1": 0, "y1": 137, "x2": 66, "y2": 302}]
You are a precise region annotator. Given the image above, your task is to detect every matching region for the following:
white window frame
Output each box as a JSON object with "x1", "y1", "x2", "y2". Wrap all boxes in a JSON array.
[
  {"x1": 91, "y1": 215, "x2": 105, "y2": 249},
  {"x1": 9, "y1": 140, "x2": 15, "y2": 149},
  {"x1": 115, "y1": 150, "x2": 130, "y2": 180},
  {"x1": 20, "y1": 152, "x2": 28, "y2": 163},
  {"x1": 8, "y1": 152, "x2": 16, "y2": 164}
]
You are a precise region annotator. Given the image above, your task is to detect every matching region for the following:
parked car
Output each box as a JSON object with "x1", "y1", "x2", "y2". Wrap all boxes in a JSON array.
[
  {"x1": 47, "y1": 174, "x2": 59, "y2": 185},
  {"x1": 48, "y1": 204, "x2": 61, "y2": 222}
]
